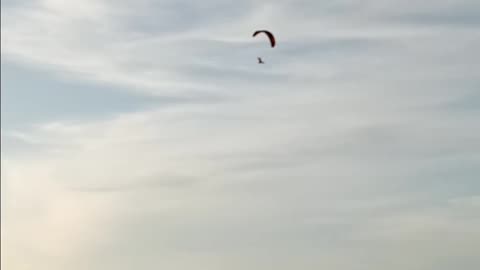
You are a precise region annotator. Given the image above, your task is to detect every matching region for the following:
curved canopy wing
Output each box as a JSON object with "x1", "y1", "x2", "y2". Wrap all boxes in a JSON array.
[{"x1": 253, "y1": 30, "x2": 276, "y2": 47}]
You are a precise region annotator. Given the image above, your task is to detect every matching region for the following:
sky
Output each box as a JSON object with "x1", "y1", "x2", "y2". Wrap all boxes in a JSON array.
[{"x1": 1, "y1": 0, "x2": 480, "y2": 269}]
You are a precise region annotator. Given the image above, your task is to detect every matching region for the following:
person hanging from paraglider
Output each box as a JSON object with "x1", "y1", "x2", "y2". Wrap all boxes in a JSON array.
[{"x1": 253, "y1": 30, "x2": 275, "y2": 64}]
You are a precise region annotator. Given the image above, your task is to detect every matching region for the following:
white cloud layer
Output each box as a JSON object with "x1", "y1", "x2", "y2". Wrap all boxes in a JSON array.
[{"x1": 2, "y1": 0, "x2": 480, "y2": 269}]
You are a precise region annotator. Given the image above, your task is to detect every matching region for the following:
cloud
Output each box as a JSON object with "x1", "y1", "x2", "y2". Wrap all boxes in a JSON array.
[
  {"x1": 4, "y1": 87, "x2": 480, "y2": 269},
  {"x1": 2, "y1": 0, "x2": 480, "y2": 269},
  {"x1": 4, "y1": 0, "x2": 478, "y2": 97}
]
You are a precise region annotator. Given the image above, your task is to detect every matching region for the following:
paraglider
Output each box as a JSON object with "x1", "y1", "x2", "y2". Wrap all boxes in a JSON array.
[{"x1": 253, "y1": 30, "x2": 275, "y2": 64}]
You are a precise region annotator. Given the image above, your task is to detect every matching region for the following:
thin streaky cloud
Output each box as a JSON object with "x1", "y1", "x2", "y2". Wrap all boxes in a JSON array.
[{"x1": 2, "y1": 0, "x2": 480, "y2": 270}]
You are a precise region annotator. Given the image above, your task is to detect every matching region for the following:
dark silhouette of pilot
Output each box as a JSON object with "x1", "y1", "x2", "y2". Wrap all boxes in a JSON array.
[{"x1": 257, "y1": 57, "x2": 264, "y2": 64}]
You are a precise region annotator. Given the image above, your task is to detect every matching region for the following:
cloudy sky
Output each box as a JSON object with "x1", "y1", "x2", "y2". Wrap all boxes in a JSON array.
[{"x1": 2, "y1": 0, "x2": 480, "y2": 269}]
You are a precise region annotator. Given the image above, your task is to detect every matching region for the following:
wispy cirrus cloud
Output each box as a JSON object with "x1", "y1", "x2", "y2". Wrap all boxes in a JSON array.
[{"x1": 2, "y1": 0, "x2": 480, "y2": 269}]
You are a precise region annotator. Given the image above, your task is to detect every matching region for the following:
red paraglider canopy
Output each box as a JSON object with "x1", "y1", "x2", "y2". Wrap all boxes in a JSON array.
[{"x1": 253, "y1": 30, "x2": 276, "y2": 47}]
